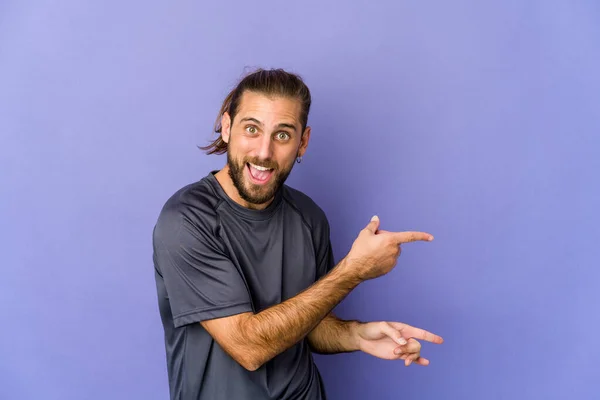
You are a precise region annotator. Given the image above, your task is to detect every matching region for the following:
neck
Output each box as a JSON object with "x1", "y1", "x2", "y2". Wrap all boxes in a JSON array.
[{"x1": 214, "y1": 165, "x2": 274, "y2": 211}]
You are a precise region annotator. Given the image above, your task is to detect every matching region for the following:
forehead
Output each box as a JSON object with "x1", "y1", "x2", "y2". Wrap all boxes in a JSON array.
[{"x1": 235, "y1": 91, "x2": 302, "y2": 126}]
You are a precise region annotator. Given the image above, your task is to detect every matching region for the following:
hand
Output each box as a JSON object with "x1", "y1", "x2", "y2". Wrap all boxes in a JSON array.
[
  {"x1": 345, "y1": 216, "x2": 434, "y2": 281},
  {"x1": 355, "y1": 321, "x2": 443, "y2": 366}
]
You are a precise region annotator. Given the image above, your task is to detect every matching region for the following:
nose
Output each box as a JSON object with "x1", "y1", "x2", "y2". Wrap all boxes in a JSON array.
[{"x1": 256, "y1": 132, "x2": 274, "y2": 160}]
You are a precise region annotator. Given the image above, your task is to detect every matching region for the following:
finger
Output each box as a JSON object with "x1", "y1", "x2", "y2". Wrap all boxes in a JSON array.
[
  {"x1": 394, "y1": 346, "x2": 404, "y2": 356},
  {"x1": 379, "y1": 322, "x2": 407, "y2": 346},
  {"x1": 390, "y1": 322, "x2": 444, "y2": 344},
  {"x1": 393, "y1": 338, "x2": 421, "y2": 355},
  {"x1": 406, "y1": 351, "x2": 421, "y2": 367},
  {"x1": 401, "y1": 355, "x2": 429, "y2": 366},
  {"x1": 391, "y1": 231, "x2": 434, "y2": 244},
  {"x1": 364, "y1": 215, "x2": 380, "y2": 234},
  {"x1": 405, "y1": 338, "x2": 421, "y2": 353},
  {"x1": 414, "y1": 357, "x2": 430, "y2": 366}
]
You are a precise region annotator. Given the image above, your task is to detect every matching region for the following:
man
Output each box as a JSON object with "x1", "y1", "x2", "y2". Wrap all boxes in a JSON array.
[{"x1": 152, "y1": 68, "x2": 443, "y2": 399}]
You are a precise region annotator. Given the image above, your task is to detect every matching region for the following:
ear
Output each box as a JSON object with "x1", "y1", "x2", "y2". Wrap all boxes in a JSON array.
[
  {"x1": 297, "y1": 126, "x2": 311, "y2": 158},
  {"x1": 221, "y1": 112, "x2": 232, "y2": 144}
]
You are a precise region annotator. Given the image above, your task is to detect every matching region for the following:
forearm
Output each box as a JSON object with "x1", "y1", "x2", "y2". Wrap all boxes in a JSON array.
[
  {"x1": 242, "y1": 257, "x2": 361, "y2": 369},
  {"x1": 307, "y1": 313, "x2": 361, "y2": 354}
]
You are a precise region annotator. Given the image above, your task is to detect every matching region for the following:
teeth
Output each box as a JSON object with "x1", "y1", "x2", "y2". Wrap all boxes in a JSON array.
[{"x1": 250, "y1": 163, "x2": 272, "y2": 171}]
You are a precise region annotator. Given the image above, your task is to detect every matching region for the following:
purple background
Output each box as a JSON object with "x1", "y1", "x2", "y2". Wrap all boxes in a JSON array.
[{"x1": 2, "y1": 1, "x2": 599, "y2": 399}]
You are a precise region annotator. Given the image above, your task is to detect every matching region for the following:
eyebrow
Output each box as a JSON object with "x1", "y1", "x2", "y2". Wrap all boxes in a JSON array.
[{"x1": 240, "y1": 117, "x2": 297, "y2": 132}]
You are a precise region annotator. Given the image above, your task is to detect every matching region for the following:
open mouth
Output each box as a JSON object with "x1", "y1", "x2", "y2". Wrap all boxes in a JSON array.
[{"x1": 246, "y1": 162, "x2": 274, "y2": 185}]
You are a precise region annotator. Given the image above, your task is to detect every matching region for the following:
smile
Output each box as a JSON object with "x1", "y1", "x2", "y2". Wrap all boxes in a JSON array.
[{"x1": 246, "y1": 163, "x2": 274, "y2": 185}]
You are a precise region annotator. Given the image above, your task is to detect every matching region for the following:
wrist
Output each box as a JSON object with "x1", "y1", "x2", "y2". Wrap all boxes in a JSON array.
[
  {"x1": 335, "y1": 256, "x2": 365, "y2": 286},
  {"x1": 348, "y1": 320, "x2": 363, "y2": 352}
]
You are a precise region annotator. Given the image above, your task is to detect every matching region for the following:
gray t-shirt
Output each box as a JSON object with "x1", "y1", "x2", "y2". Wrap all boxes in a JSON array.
[{"x1": 152, "y1": 171, "x2": 335, "y2": 400}]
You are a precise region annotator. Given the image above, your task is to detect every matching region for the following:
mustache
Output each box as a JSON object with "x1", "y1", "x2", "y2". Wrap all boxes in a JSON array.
[{"x1": 245, "y1": 157, "x2": 278, "y2": 170}]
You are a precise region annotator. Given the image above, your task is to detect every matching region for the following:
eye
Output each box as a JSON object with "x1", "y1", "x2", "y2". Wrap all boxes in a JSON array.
[
  {"x1": 276, "y1": 132, "x2": 290, "y2": 141},
  {"x1": 245, "y1": 126, "x2": 258, "y2": 134}
]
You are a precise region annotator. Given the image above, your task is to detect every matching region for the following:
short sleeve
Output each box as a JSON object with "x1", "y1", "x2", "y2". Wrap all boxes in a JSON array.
[{"x1": 153, "y1": 210, "x2": 253, "y2": 328}]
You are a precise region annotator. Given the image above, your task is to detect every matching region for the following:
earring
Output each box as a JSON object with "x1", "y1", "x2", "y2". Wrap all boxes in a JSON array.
[{"x1": 296, "y1": 156, "x2": 303, "y2": 164}]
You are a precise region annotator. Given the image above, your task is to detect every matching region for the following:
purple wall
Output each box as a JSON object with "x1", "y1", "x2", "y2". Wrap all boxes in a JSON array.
[{"x1": 2, "y1": 1, "x2": 599, "y2": 399}]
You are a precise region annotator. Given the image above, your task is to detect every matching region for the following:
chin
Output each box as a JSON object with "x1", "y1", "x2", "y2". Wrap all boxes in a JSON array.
[{"x1": 240, "y1": 180, "x2": 276, "y2": 204}]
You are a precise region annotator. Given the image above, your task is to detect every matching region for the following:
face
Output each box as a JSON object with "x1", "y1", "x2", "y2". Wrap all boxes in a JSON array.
[{"x1": 221, "y1": 91, "x2": 311, "y2": 208}]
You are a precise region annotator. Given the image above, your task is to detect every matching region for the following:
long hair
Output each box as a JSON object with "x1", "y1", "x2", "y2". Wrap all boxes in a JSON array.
[{"x1": 200, "y1": 68, "x2": 312, "y2": 155}]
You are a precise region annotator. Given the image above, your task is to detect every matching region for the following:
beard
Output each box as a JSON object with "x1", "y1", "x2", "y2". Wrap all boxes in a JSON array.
[{"x1": 227, "y1": 151, "x2": 294, "y2": 207}]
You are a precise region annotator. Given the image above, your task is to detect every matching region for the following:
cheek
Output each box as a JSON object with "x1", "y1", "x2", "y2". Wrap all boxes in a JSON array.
[
  {"x1": 279, "y1": 151, "x2": 298, "y2": 170},
  {"x1": 234, "y1": 136, "x2": 259, "y2": 154},
  {"x1": 228, "y1": 138, "x2": 251, "y2": 157}
]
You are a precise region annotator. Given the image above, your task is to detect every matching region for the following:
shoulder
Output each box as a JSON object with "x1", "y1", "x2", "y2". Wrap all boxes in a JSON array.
[
  {"x1": 281, "y1": 185, "x2": 330, "y2": 231},
  {"x1": 153, "y1": 177, "x2": 223, "y2": 244}
]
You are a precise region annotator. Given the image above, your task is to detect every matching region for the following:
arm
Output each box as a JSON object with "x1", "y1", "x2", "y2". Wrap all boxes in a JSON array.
[
  {"x1": 201, "y1": 216, "x2": 434, "y2": 371},
  {"x1": 306, "y1": 312, "x2": 361, "y2": 354},
  {"x1": 308, "y1": 313, "x2": 445, "y2": 366},
  {"x1": 156, "y1": 208, "x2": 431, "y2": 370},
  {"x1": 201, "y1": 257, "x2": 361, "y2": 371}
]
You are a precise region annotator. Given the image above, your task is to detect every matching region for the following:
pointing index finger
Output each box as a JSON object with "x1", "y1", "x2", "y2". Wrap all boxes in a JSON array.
[
  {"x1": 392, "y1": 231, "x2": 434, "y2": 244},
  {"x1": 391, "y1": 322, "x2": 444, "y2": 344}
]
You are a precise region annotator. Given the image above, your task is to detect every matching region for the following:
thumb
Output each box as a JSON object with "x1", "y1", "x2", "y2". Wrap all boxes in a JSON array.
[{"x1": 364, "y1": 215, "x2": 380, "y2": 233}]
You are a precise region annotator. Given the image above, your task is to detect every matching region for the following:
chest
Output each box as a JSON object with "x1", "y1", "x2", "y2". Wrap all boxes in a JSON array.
[{"x1": 218, "y1": 209, "x2": 318, "y2": 312}]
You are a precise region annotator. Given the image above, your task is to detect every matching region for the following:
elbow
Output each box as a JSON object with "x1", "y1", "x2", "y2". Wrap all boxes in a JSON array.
[
  {"x1": 237, "y1": 354, "x2": 265, "y2": 372},
  {"x1": 242, "y1": 361, "x2": 262, "y2": 372},
  {"x1": 231, "y1": 316, "x2": 274, "y2": 371}
]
